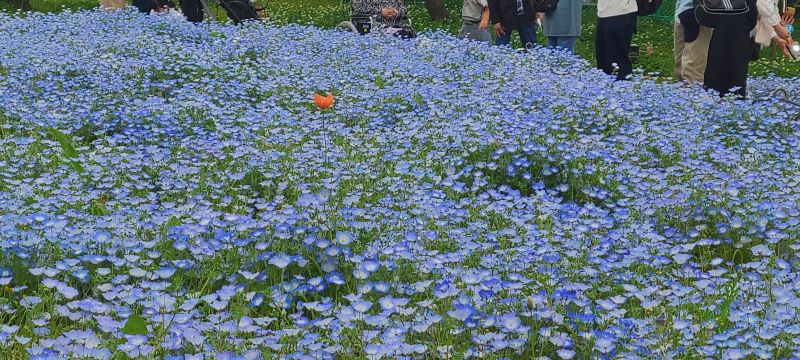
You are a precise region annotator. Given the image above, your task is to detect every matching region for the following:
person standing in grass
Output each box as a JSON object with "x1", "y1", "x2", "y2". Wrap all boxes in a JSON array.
[
  {"x1": 703, "y1": 0, "x2": 758, "y2": 97},
  {"x1": 488, "y1": 0, "x2": 537, "y2": 47},
  {"x1": 673, "y1": 0, "x2": 712, "y2": 84},
  {"x1": 595, "y1": 0, "x2": 637, "y2": 80},
  {"x1": 459, "y1": 0, "x2": 491, "y2": 43},
  {"x1": 541, "y1": 0, "x2": 581, "y2": 53}
]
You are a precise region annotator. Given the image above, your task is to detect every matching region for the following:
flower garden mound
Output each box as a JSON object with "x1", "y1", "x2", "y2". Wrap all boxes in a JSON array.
[{"x1": 1, "y1": 9, "x2": 800, "y2": 360}]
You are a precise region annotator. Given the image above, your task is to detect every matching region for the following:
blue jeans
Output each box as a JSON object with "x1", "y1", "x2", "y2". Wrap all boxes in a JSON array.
[
  {"x1": 494, "y1": 16, "x2": 537, "y2": 48},
  {"x1": 547, "y1": 36, "x2": 577, "y2": 53},
  {"x1": 459, "y1": 22, "x2": 492, "y2": 43}
]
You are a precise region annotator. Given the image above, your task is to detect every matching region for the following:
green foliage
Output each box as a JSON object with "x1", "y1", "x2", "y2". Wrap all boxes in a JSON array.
[
  {"x1": 47, "y1": 126, "x2": 85, "y2": 173},
  {"x1": 121, "y1": 314, "x2": 149, "y2": 336}
]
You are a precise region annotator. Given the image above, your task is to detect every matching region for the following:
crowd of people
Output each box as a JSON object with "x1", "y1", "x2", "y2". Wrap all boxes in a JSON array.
[
  {"x1": 454, "y1": 0, "x2": 796, "y2": 97},
  {"x1": 97, "y1": 0, "x2": 798, "y2": 97}
]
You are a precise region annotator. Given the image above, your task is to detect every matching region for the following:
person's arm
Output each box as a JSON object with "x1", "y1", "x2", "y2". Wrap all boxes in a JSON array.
[
  {"x1": 479, "y1": 0, "x2": 490, "y2": 29},
  {"x1": 480, "y1": 6, "x2": 490, "y2": 30},
  {"x1": 760, "y1": 0, "x2": 793, "y2": 41},
  {"x1": 758, "y1": 0, "x2": 783, "y2": 27}
]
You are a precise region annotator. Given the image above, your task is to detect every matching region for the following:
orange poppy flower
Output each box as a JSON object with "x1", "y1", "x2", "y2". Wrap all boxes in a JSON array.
[{"x1": 314, "y1": 92, "x2": 334, "y2": 109}]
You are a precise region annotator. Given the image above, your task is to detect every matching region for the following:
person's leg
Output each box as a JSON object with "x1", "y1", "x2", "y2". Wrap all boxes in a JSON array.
[
  {"x1": 704, "y1": 26, "x2": 750, "y2": 97},
  {"x1": 731, "y1": 38, "x2": 752, "y2": 98},
  {"x1": 681, "y1": 25, "x2": 712, "y2": 85},
  {"x1": 517, "y1": 18, "x2": 537, "y2": 48},
  {"x1": 548, "y1": 36, "x2": 558, "y2": 48},
  {"x1": 180, "y1": 0, "x2": 204, "y2": 23},
  {"x1": 704, "y1": 29, "x2": 724, "y2": 95},
  {"x1": 458, "y1": 23, "x2": 472, "y2": 40},
  {"x1": 476, "y1": 28, "x2": 492, "y2": 43},
  {"x1": 614, "y1": 13, "x2": 637, "y2": 80},
  {"x1": 495, "y1": 31, "x2": 511, "y2": 46},
  {"x1": 595, "y1": 17, "x2": 611, "y2": 74},
  {"x1": 132, "y1": 0, "x2": 154, "y2": 13},
  {"x1": 601, "y1": 13, "x2": 636, "y2": 80},
  {"x1": 674, "y1": 21, "x2": 686, "y2": 80},
  {"x1": 558, "y1": 37, "x2": 577, "y2": 53},
  {"x1": 461, "y1": 23, "x2": 491, "y2": 43}
]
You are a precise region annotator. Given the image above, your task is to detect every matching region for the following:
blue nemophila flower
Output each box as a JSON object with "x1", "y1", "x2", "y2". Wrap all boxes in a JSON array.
[
  {"x1": 268, "y1": 254, "x2": 292, "y2": 269},
  {"x1": 2, "y1": 8, "x2": 800, "y2": 358},
  {"x1": 335, "y1": 231, "x2": 354, "y2": 246}
]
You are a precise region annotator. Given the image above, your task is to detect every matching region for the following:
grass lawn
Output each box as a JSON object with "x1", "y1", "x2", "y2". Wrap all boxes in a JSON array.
[{"x1": 3, "y1": 0, "x2": 799, "y2": 76}]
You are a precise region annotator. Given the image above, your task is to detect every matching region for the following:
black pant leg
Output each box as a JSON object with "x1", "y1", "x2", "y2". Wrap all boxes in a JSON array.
[
  {"x1": 181, "y1": 0, "x2": 205, "y2": 23},
  {"x1": 595, "y1": 17, "x2": 609, "y2": 74},
  {"x1": 704, "y1": 21, "x2": 752, "y2": 97},
  {"x1": 132, "y1": 0, "x2": 154, "y2": 12},
  {"x1": 596, "y1": 13, "x2": 637, "y2": 80},
  {"x1": 616, "y1": 13, "x2": 637, "y2": 80},
  {"x1": 704, "y1": 0, "x2": 757, "y2": 98}
]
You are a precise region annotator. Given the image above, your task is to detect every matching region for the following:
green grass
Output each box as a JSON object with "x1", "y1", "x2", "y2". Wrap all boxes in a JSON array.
[{"x1": 2, "y1": 0, "x2": 799, "y2": 77}]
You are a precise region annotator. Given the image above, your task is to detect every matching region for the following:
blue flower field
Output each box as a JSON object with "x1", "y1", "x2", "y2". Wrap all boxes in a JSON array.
[{"x1": 1, "y1": 9, "x2": 800, "y2": 360}]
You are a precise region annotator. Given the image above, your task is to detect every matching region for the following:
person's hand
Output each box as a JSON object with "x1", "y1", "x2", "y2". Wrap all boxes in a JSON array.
[
  {"x1": 494, "y1": 23, "x2": 506, "y2": 37},
  {"x1": 536, "y1": 12, "x2": 545, "y2": 21},
  {"x1": 381, "y1": 7, "x2": 398, "y2": 19},
  {"x1": 479, "y1": 18, "x2": 489, "y2": 30},
  {"x1": 773, "y1": 36, "x2": 792, "y2": 57},
  {"x1": 775, "y1": 24, "x2": 793, "y2": 42},
  {"x1": 783, "y1": 8, "x2": 796, "y2": 25}
]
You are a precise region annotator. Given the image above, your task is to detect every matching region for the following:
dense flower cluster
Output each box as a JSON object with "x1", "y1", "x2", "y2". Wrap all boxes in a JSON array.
[{"x1": 1, "y1": 9, "x2": 800, "y2": 360}]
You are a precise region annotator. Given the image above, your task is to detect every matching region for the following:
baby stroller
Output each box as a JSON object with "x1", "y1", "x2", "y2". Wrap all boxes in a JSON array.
[{"x1": 335, "y1": 1, "x2": 415, "y2": 38}]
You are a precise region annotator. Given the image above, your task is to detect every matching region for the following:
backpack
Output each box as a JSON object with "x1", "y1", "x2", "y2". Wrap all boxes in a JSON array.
[
  {"x1": 694, "y1": 0, "x2": 750, "y2": 28},
  {"x1": 532, "y1": 0, "x2": 559, "y2": 13},
  {"x1": 637, "y1": 0, "x2": 662, "y2": 16}
]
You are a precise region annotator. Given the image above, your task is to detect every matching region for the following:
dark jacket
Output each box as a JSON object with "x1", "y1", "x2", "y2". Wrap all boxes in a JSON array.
[{"x1": 488, "y1": 0, "x2": 535, "y2": 30}]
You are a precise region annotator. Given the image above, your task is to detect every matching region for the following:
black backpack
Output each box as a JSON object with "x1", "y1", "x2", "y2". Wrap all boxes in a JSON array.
[
  {"x1": 637, "y1": 0, "x2": 662, "y2": 16},
  {"x1": 694, "y1": 0, "x2": 750, "y2": 28}
]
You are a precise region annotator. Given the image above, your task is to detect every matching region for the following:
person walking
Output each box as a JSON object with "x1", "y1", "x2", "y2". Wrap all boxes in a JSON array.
[
  {"x1": 703, "y1": 0, "x2": 758, "y2": 97},
  {"x1": 542, "y1": 0, "x2": 581, "y2": 53},
  {"x1": 459, "y1": 0, "x2": 491, "y2": 43},
  {"x1": 673, "y1": 0, "x2": 713, "y2": 84},
  {"x1": 488, "y1": 0, "x2": 537, "y2": 48},
  {"x1": 595, "y1": 0, "x2": 638, "y2": 80}
]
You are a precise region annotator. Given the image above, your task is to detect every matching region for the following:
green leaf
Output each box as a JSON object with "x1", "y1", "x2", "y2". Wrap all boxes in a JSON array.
[
  {"x1": 122, "y1": 314, "x2": 148, "y2": 336},
  {"x1": 48, "y1": 127, "x2": 78, "y2": 158},
  {"x1": 48, "y1": 127, "x2": 85, "y2": 174}
]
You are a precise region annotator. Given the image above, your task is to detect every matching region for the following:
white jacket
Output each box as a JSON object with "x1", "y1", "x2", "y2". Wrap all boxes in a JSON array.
[
  {"x1": 597, "y1": 0, "x2": 638, "y2": 18},
  {"x1": 755, "y1": 0, "x2": 782, "y2": 46}
]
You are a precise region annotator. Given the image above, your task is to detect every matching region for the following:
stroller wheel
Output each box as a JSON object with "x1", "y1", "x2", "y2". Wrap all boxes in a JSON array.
[{"x1": 336, "y1": 21, "x2": 358, "y2": 32}]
